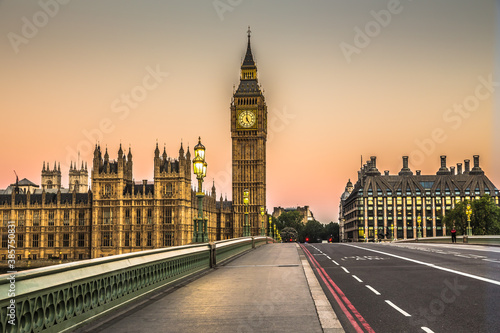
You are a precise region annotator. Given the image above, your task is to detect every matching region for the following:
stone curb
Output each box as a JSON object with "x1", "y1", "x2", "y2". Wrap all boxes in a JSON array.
[{"x1": 298, "y1": 244, "x2": 345, "y2": 333}]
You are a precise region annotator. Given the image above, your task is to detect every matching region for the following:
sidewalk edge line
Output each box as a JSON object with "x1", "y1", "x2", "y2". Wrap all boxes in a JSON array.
[{"x1": 298, "y1": 244, "x2": 345, "y2": 332}]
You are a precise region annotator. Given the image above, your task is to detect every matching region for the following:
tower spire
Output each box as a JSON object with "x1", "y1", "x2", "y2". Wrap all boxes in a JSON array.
[{"x1": 243, "y1": 26, "x2": 255, "y2": 68}]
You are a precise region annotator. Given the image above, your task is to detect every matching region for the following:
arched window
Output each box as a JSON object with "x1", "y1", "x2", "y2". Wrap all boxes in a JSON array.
[{"x1": 165, "y1": 183, "x2": 173, "y2": 197}]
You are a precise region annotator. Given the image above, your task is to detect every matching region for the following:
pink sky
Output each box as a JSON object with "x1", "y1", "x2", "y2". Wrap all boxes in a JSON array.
[{"x1": 0, "y1": 1, "x2": 498, "y2": 222}]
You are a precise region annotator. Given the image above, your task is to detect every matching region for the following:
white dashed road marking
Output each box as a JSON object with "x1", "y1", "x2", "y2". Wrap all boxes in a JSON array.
[
  {"x1": 365, "y1": 285, "x2": 381, "y2": 295},
  {"x1": 346, "y1": 244, "x2": 500, "y2": 286},
  {"x1": 352, "y1": 275, "x2": 363, "y2": 283},
  {"x1": 385, "y1": 300, "x2": 411, "y2": 317}
]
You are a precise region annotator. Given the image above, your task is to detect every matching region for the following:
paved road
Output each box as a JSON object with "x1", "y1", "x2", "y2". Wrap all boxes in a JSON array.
[{"x1": 302, "y1": 243, "x2": 500, "y2": 333}]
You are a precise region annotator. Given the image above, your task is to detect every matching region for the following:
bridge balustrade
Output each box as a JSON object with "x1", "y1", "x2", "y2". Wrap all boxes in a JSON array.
[{"x1": 0, "y1": 236, "x2": 272, "y2": 333}]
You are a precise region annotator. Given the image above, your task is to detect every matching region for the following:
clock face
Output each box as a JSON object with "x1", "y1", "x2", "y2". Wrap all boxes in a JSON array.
[{"x1": 238, "y1": 110, "x2": 256, "y2": 128}]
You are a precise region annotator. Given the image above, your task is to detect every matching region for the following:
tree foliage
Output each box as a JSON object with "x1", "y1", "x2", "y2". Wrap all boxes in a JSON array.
[
  {"x1": 273, "y1": 210, "x2": 341, "y2": 242},
  {"x1": 280, "y1": 227, "x2": 298, "y2": 242},
  {"x1": 276, "y1": 211, "x2": 304, "y2": 234},
  {"x1": 443, "y1": 195, "x2": 500, "y2": 235},
  {"x1": 322, "y1": 222, "x2": 340, "y2": 242},
  {"x1": 301, "y1": 219, "x2": 324, "y2": 242}
]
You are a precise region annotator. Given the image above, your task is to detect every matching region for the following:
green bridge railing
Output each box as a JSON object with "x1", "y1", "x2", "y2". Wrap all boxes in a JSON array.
[
  {"x1": 396, "y1": 235, "x2": 500, "y2": 245},
  {"x1": 0, "y1": 236, "x2": 273, "y2": 333}
]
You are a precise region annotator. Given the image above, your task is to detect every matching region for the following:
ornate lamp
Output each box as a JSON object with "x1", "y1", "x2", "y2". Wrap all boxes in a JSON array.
[
  {"x1": 243, "y1": 189, "x2": 249, "y2": 236},
  {"x1": 260, "y1": 206, "x2": 265, "y2": 236},
  {"x1": 466, "y1": 203, "x2": 472, "y2": 236},
  {"x1": 192, "y1": 137, "x2": 208, "y2": 243},
  {"x1": 417, "y1": 214, "x2": 422, "y2": 239}
]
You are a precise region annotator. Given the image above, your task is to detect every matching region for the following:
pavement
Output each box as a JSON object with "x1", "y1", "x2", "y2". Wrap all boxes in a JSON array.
[{"x1": 74, "y1": 243, "x2": 344, "y2": 333}]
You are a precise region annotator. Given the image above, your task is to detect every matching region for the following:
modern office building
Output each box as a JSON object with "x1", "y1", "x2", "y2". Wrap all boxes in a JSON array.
[{"x1": 341, "y1": 155, "x2": 499, "y2": 242}]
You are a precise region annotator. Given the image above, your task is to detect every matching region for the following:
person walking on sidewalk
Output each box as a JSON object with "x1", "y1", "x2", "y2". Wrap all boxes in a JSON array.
[{"x1": 451, "y1": 226, "x2": 457, "y2": 243}]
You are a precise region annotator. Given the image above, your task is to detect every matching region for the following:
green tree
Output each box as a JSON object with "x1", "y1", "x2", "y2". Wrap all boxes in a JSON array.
[
  {"x1": 276, "y1": 211, "x2": 304, "y2": 235},
  {"x1": 280, "y1": 227, "x2": 298, "y2": 242},
  {"x1": 301, "y1": 220, "x2": 324, "y2": 243},
  {"x1": 443, "y1": 201, "x2": 467, "y2": 235},
  {"x1": 323, "y1": 222, "x2": 340, "y2": 242},
  {"x1": 471, "y1": 195, "x2": 500, "y2": 235},
  {"x1": 443, "y1": 195, "x2": 500, "y2": 235}
]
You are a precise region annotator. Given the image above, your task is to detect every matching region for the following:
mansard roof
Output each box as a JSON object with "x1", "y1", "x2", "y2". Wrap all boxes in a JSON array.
[{"x1": 346, "y1": 172, "x2": 498, "y2": 203}]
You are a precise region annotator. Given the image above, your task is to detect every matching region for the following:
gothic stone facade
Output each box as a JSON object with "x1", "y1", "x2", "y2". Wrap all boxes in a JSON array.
[
  {"x1": 0, "y1": 30, "x2": 268, "y2": 261},
  {"x1": 231, "y1": 29, "x2": 268, "y2": 236},
  {"x1": 0, "y1": 143, "x2": 232, "y2": 261}
]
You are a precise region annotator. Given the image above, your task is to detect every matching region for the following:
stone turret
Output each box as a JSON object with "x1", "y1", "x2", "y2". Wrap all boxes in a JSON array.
[{"x1": 41, "y1": 161, "x2": 61, "y2": 190}]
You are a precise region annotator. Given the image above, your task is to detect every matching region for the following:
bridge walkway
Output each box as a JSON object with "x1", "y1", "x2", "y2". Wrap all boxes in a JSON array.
[{"x1": 75, "y1": 243, "x2": 343, "y2": 333}]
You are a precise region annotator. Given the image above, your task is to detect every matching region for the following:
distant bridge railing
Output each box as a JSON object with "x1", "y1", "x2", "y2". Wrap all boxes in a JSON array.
[
  {"x1": 0, "y1": 236, "x2": 273, "y2": 333},
  {"x1": 396, "y1": 235, "x2": 500, "y2": 245}
]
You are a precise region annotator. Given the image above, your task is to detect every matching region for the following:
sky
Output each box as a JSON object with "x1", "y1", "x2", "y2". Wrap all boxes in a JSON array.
[{"x1": 0, "y1": 0, "x2": 498, "y2": 223}]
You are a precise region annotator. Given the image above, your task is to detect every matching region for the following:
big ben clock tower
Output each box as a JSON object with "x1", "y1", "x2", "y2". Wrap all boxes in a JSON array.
[{"x1": 231, "y1": 27, "x2": 267, "y2": 237}]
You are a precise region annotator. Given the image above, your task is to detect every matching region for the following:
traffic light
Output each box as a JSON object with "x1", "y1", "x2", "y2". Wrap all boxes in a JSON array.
[
  {"x1": 328, "y1": 237, "x2": 333, "y2": 243},
  {"x1": 305, "y1": 237, "x2": 309, "y2": 243}
]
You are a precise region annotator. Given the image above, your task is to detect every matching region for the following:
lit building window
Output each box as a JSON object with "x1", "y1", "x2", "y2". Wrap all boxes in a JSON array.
[{"x1": 101, "y1": 231, "x2": 112, "y2": 247}]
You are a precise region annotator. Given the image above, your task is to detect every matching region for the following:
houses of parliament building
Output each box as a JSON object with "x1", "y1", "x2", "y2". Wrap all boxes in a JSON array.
[{"x1": 0, "y1": 29, "x2": 267, "y2": 261}]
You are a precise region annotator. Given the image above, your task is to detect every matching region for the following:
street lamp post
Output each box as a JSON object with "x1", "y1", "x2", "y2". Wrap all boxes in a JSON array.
[
  {"x1": 243, "y1": 189, "x2": 250, "y2": 237},
  {"x1": 466, "y1": 203, "x2": 472, "y2": 236},
  {"x1": 192, "y1": 137, "x2": 208, "y2": 243},
  {"x1": 260, "y1": 207, "x2": 265, "y2": 236},
  {"x1": 396, "y1": 206, "x2": 402, "y2": 241},
  {"x1": 268, "y1": 215, "x2": 272, "y2": 237},
  {"x1": 417, "y1": 214, "x2": 422, "y2": 239}
]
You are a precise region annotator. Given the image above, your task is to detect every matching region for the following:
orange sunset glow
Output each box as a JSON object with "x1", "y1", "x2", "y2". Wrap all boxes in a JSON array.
[{"x1": 0, "y1": 0, "x2": 498, "y2": 222}]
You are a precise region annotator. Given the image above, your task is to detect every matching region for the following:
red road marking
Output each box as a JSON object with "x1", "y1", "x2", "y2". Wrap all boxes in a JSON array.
[{"x1": 301, "y1": 244, "x2": 375, "y2": 333}]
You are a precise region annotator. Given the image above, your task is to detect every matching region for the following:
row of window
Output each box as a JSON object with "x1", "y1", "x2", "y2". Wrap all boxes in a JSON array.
[
  {"x1": 365, "y1": 196, "x2": 477, "y2": 206},
  {"x1": 1, "y1": 233, "x2": 86, "y2": 248},
  {"x1": 1, "y1": 231, "x2": 175, "y2": 248},
  {"x1": 101, "y1": 231, "x2": 173, "y2": 247},
  {"x1": 101, "y1": 184, "x2": 177, "y2": 196},
  {"x1": 1, "y1": 253, "x2": 87, "y2": 260},
  {"x1": 2, "y1": 210, "x2": 87, "y2": 226},
  {"x1": 362, "y1": 187, "x2": 493, "y2": 196},
  {"x1": 102, "y1": 207, "x2": 173, "y2": 224}
]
